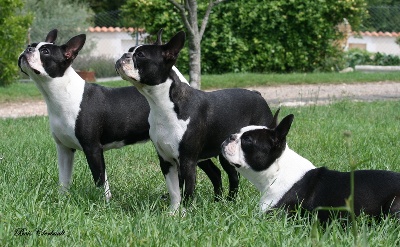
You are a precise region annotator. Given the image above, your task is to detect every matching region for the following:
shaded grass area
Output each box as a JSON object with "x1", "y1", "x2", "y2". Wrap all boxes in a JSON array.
[
  {"x1": 2, "y1": 71, "x2": 400, "y2": 103},
  {"x1": 1, "y1": 101, "x2": 399, "y2": 246}
]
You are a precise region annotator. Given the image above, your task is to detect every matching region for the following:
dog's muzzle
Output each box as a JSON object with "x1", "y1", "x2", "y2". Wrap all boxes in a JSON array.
[
  {"x1": 221, "y1": 138, "x2": 242, "y2": 168},
  {"x1": 115, "y1": 53, "x2": 133, "y2": 75},
  {"x1": 18, "y1": 46, "x2": 40, "y2": 75}
]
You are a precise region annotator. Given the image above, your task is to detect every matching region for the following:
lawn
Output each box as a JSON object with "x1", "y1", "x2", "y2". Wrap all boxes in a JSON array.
[
  {"x1": 2, "y1": 71, "x2": 400, "y2": 103},
  {"x1": 1, "y1": 100, "x2": 399, "y2": 246}
]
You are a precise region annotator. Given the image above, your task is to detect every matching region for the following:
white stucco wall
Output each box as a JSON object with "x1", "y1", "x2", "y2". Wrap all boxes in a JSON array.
[
  {"x1": 346, "y1": 34, "x2": 400, "y2": 55},
  {"x1": 86, "y1": 31, "x2": 148, "y2": 59}
]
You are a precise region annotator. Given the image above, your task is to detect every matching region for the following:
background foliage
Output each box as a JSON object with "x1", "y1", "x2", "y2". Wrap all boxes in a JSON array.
[
  {"x1": 122, "y1": 0, "x2": 367, "y2": 74},
  {"x1": 345, "y1": 49, "x2": 400, "y2": 67},
  {"x1": 0, "y1": 0, "x2": 32, "y2": 87},
  {"x1": 23, "y1": 0, "x2": 94, "y2": 45}
]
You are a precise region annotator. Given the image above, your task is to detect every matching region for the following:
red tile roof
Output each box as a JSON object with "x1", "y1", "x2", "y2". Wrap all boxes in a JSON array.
[
  {"x1": 88, "y1": 27, "x2": 400, "y2": 37},
  {"x1": 356, "y1": 31, "x2": 400, "y2": 37},
  {"x1": 88, "y1": 26, "x2": 144, "y2": 33}
]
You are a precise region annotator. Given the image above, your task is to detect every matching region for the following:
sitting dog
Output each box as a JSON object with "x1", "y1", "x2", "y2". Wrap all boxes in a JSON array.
[
  {"x1": 115, "y1": 30, "x2": 273, "y2": 212},
  {"x1": 221, "y1": 110, "x2": 400, "y2": 221},
  {"x1": 18, "y1": 29, "x2": 228, "y2": 202}
]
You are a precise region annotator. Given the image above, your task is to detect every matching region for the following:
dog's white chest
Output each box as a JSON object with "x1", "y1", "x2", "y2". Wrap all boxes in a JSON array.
[
  {"x1": 141, "y1": 80, "x2": 190, "y2": 164},
  {"x1": 42, "y1": 69, "x2": 85, "y2": 150},
  {"x1": 257, "y1": 147, "x2": 316, "y2": 212}
]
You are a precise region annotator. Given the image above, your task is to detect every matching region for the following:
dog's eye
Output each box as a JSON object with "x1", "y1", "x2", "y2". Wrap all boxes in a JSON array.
[
  {"x1": 241, "y1": 135, "x2": 253, "y2": 144},
  {"x1": 136, "y1": 51, "x2": 145, "y2": 58},
  {"x1": 40, "y1": 48, "x2": 50, "y2": 55}
]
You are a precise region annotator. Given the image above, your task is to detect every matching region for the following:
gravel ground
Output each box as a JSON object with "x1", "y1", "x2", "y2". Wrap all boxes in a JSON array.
[{"x1": 1, "y1": 81, "x2": 399, "y2": 119}]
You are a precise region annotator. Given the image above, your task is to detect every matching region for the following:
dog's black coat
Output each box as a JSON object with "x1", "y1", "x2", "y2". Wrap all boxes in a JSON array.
[
  {"x1": 172, "y1": 81, "x2": 273, "y2": 199},
  {"x1": 276, "y1": 167, "x2": 400, "y2": 221},
  {"x1": 170, "y1": 81, "x2": 271, "y2": 160},
  {"x1": 75, "y1": 83, "x2": 151, "y2": 184}
]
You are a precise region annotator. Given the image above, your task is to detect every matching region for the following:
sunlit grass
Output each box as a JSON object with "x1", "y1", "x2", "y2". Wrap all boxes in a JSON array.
[{"x1": 1, "y1": 101, "x2": 399, "y2": 245}]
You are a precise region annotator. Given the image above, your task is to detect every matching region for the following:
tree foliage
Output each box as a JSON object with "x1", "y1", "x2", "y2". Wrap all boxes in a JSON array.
[
  {"x1": 122, "y1": 0, "x2": 367, "y2": 74},
  {"x1": 0, "y1": 0, "x2": 32, "y2": 86},
  {"x1": 23, "y1": 0, "x2": 94, "y2": 44}
]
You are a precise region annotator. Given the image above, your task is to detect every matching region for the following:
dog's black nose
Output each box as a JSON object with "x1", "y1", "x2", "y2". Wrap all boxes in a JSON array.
[
  {"x1": 124, "y1": 53, "x2": 132, "y2": 59},
  {"x1": 229, "y1": 134, "x2": 236, "y2": 141},
  {"x1": 26, "y1": 46, "x2": 34, "y2": 53}
]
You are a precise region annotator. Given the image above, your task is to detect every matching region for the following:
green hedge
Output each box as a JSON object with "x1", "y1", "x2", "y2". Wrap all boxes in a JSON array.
[
  {"x1": 122, "y1": 0, "x2": 366, "y2": 74},
  {"x1": 0, "y1": 0, "x2": 32, "y2": 87}
]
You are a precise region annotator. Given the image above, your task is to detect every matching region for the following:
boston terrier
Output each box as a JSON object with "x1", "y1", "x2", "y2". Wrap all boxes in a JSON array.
[
  {"x1": 221, "y1": 109, "x2": 400, "y2": 221},
  {"x1": 115, "y1": 30, "x2": 273, "y2": 212},
  {"x1": 18, "y1": 29, "x2": 227, "y2": 202}
]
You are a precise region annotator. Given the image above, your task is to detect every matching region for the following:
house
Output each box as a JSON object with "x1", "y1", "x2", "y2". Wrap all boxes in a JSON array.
[{"x1": 346, "y1": 31, "x2": 400, "y2": 55}]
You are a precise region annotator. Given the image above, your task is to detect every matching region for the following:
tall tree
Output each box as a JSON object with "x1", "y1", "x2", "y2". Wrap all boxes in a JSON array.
[{"x1": 167, "y1": 0, "x2": 226, "y2": 88}]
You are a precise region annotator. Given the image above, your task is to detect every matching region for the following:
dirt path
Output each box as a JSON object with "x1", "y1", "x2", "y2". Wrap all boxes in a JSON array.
[{"x1": 1, "y1": 81, "x2": 399, "y2": 118}]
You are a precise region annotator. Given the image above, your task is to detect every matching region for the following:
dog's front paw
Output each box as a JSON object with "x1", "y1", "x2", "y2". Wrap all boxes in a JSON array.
[{"x1": 167, "y1": 207, "x2": 186, "y2": 217}]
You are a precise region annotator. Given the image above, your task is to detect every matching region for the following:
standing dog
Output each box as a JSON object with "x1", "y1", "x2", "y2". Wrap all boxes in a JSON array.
[
  {"x1": 221, "y1": 110, "x2": 400, "y2": 221},
  {"x1": 18, "y1": 29, "x2": 226, "y2": 202},
  {"x1": 115, "y1": 30, "x2": 273, "y2": 212}
]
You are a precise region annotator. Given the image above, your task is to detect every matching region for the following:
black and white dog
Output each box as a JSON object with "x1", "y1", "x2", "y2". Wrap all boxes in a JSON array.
[
  {"x1": 115, "y1": 30, "x2": 273, "y2": 212},
  {"x1": 18, "y1": 29, "x2": 227, "y2": 202},
  {"x1": 221, "y1": 110, "x2": 400, "y2": 221}
]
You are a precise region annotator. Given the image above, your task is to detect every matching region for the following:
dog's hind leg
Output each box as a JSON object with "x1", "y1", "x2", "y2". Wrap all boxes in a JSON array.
[
  {"x1": 219, "y1": 155, "x2": 240, "y2": 201},
  {"x1": 197, "y1": 159, "x2": 223, "y2": 201},
  {"x1": 387, "y1": 195, "x2": 400, "y2": 219},
  {"x1": 55, "y1": 142, "x2": 75, "y2": 193}
]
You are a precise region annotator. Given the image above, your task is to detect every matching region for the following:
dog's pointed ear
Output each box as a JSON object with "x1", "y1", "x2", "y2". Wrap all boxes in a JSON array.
[
  {"x1": 63, "y1": 34, "x2": 86, "y2": 60},
  {"x1": 154, "y1": 29, "x2": 163, "y2": 45},
  {"x1": 45, "y1": 29, "x2": 58, "y2": 43},
  {"x1": 275, "y1": 114, "x2": 294, "y2": 141},
  {"x1": 162, "y1": 31, "x2": 185, "y2": 61},
  {"x1": 268, "y1": 108, "x2": 281, "y2": 129}
]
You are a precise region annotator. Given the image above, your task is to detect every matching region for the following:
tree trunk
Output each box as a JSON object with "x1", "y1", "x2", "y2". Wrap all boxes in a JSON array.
[
  {"x1": 188, "y1": 32, "x2": 201, "y2": 89},
  {"x1": 168, "y1": 0, "x2": 226, "y2": 89}
]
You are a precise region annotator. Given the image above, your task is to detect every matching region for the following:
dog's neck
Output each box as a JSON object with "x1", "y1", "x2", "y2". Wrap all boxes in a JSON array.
[
  {"x1": 33, "y1": 66, "x2": 85, "y2": 116},
  {"x1": 135, "y1": 66, "x2": 188, "y2": 104},
  {"x1": 238, "y1": 144, "x2": 316, "y2": 212}
]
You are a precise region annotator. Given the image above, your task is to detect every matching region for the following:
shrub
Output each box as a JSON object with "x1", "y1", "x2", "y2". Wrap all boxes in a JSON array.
[
  {"x1": 202, "y1": 0, "x2": 367, "y2": 74},
  {"x1": 122, "y1": 0, "x2": 366, "y2": 74},
  {"x1": 0, "y1": 0, "x2": 32, "y2": 87},
  {"x1": 345, "y1": 49, "x2": 400, "y2": 67}
]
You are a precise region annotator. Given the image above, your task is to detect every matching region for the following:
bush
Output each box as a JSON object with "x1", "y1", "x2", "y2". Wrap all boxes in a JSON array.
[
  {"x1": 345, "y1": 49, "x2": 400, "y2": 67},
  {"x1": 122, "y1": 0, "x2": 366, "y2": 74},
  {"x1": 202, "y1": 0, "x2": 366, "y2": 74},
  {"x1": 0, "y1": 0, "x2": 32, "y2": 87}
]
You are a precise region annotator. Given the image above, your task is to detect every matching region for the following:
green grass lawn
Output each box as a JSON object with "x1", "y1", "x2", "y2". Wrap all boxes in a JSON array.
[
  {"x1": 2, "y1": 71, "x2": 400, "y2": 103},
  {"x1": 1, "y1": 101, "x2": 400, "y2": 246}
]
